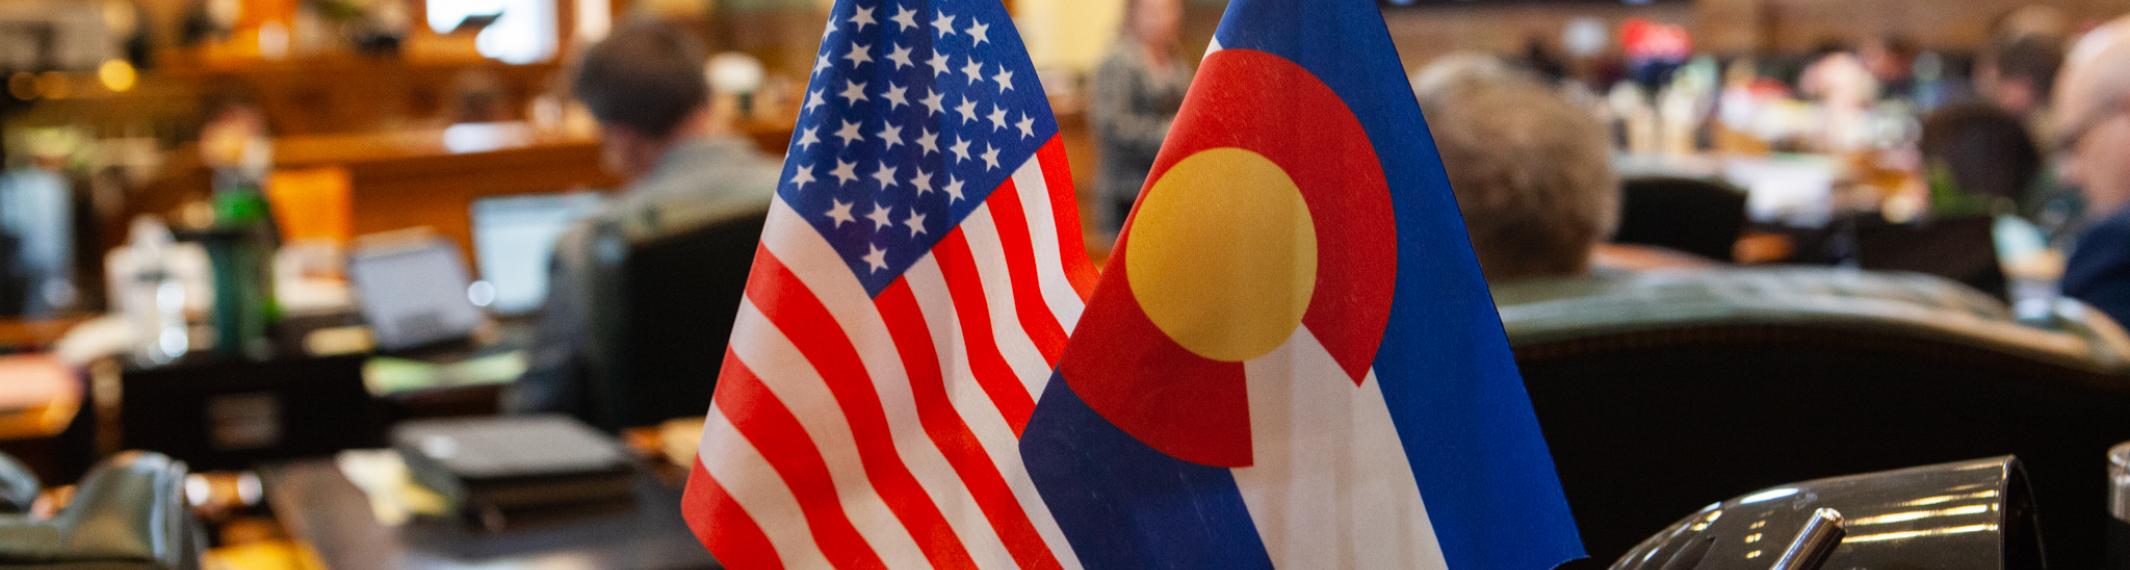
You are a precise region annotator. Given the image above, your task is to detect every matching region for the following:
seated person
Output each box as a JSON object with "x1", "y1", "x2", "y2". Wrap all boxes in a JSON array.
[
  {"x1": 508, "y1": 19, "x2": 783, "y2": 415},
  {"x1": 2054, "y1": 17, "x2": 2130, "y2": 329},
  {"x1": 1415, "y1": 58, "x2": 1705, "y2": 282},
  {"x1": 1917, "y1": 102, "x2": 2052, "y2": 270}
]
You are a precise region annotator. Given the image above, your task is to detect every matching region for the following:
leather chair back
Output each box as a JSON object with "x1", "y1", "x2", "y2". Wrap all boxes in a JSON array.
[
  {"x1": 581, "y1": 205, "x2": 768, "y2": 431},
  {"x1": 1497, "y1": 268, "x2": 2130, "y2": 568},
  {"x1": 1613, "y1": 176, "x2": 1749, "y2": 262}
]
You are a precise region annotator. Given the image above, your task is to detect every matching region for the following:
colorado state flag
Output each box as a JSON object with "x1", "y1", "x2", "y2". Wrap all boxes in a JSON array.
[{"x1": 1017, "y1": 0, "x2": 1584, "y2": 567}]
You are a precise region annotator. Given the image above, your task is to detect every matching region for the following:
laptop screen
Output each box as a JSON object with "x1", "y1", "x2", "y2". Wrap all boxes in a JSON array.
[
  {"x1": 470, "y1": 193, "x2": 606, "y2": 316},
  {"x1": 348, "y1": 237, "x2": 484, "y2": 352}
]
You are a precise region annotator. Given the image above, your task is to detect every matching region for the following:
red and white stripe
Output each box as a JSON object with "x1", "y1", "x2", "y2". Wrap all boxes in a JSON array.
[{"x1": 684, "y1": 138, "x2": 1094, "y2": 569}]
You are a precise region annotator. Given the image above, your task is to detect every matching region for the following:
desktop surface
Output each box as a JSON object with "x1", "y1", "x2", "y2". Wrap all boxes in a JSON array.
[{"x1": 263, "y1": 459, "x2": 718, "y2": 570}]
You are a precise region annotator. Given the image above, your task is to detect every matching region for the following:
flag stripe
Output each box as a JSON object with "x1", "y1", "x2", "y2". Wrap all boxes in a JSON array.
[
  {"x1": 744, "y1": 252, "x2": 979, "y2": 569},
  {"x1": 928, "y1": 232, "x2": 1039, "y2": 433},
  {"x1": 983, "y1": 176, "x2": 1070, "y2": 365},
  {"x1": 1012, "y1": 148, "x2": 1088, "y2": 329},
  {"x1": 878, "y1": 280, "x2": 1065, "y2": 570},
  {"x1": 727, "y1": 300, "x2": 937, "y2": 567},
  {"x1": 682, "y1": 459, "x2": 785, "y2": 570},
  {"x1": 757, "y1": 202, "x2": 1027, "y2": 568},
  {"x1": 1034, "y1": 138, "x2": 1097, "y2": 300},
  {"x1": 712, "y1": 354, "x2": 889, "y2": 569},
  {"x1": 698, "y1": 406, "x2": 838, "y2": 569},
  {"x1": 955, "y1": 207, "x2": 1057, "y2": 391},
  {"x1": 900, "y1": 257, "x2": 1087, "y2": 570}
]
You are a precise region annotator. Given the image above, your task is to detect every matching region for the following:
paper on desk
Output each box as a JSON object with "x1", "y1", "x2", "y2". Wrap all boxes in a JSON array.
[{"x1": 334, "y1": 450, "x2": 452, "y2": 526}]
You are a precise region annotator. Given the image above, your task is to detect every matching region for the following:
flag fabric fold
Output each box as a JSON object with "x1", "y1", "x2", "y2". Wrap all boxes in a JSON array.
[
  {"x1": 681, "y1": 0, "x2": 1095, "y2": 567},
  {"x1": 1015, "y1": 0, "x2": 1585, "y2": 568}
]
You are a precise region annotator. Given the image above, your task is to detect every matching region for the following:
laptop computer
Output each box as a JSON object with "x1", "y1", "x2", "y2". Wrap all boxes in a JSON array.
[
  {"x1": 347, "y1": 235, "x2": 485, "y2": 353},
  {"x1": 469, "y1": 193, "x2": 606, "y2": 318}
]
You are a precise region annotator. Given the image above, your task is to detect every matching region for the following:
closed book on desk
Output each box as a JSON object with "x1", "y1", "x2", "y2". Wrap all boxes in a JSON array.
[{"x1": 392, "y1": 415, "x2": 635, "y2": 527}]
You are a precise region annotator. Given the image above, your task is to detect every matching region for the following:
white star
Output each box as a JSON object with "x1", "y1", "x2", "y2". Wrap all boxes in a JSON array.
[
  {"x1": 988, "y1": 106, "x2": 1009, "y2": 132},
  {"x1": 886, "y1": 44, "x2": 914, "y2": 70},
  {"x1": 911, "y1": 167, "x2": 936, "y2": 195},
  {"x1": 920, "y1": 89, "x2": 946, "y2": 116},
  {"x1": 872, "y1": 163, "x2": 900, "y2": 189},
  {"x1": 842, "y1": 43, "x2": 875, "y2": 67},
  {"x1": 826, "y1": 199, "x2": 855, "y2": 228},
  {"x1": 820, "y1": 19, "x2": 837, "y2": 39},
  {"x1": 838, "y1": 80, "x2": 870, "y2": 105},
  {"x1": 980, "y1": 143, "x2": 1001, "y2": 170},
  {"x1": 863, "y1": 244, "x2": 889, "y2": 273},
  {"x1": 890, "y1": 4, "x2": 920, "y2": 31},
  {"x1": 796, "y1": 126, "x2": 822, "y2": 151},
  {"x1": 917, "y1": 129, "x2": 940, "y2": 156},
  {"x1": 948, "y1": 135, "x2": 972, "y2": 163},
  {"x1": 955, "y1": 98, "x2": 979, "y2": 124},
  {"x1": 944, "y1": 176, "x2": 966, "y2": 202},
  {"x1": 847, "y1": 5, "x2": 877, "y2": 31},
  {"x1": 927, "y1": 52, "x2": 953, "y2": 78},
  {"x1": 813, "y1": 53, "x2": 832, "y2": 75},
  {"x1": 883, "y1": 83, "x2": 910, "y2": 110},
  {"x1": 904, "y1": 211, "x2": 929, "y2": 237},
  {"x1": 932, "y1": 12, "x2": 957, "y2": 37},
  {"x1": 830, "y1": 159, "x2": 860, "y2": 186},
  {"x1": 834, "y1": 120, "x2": 864, "y2": 146},
  {"x1": 866, "y1": 203, "x2": 895, "y2": 232},
  {"x1": 993, "y1": 68, "x2": 1015, "y2": 92},
  {"x1": 967, "y1": 21, "x2": 991, "y2": 46},
  {"x1": 1016, "y1": 114, "x2": 1036, "y2": 139},
  {"x1": 790, "y1": 163, "x2": 818, "y2": 189},
  {"x1": 961, "y1": 59, "x2": 985, "y2": 84},
  {"x1": 877, "y1": 123, "x2": 906, "y2": 150},
  {"x1": 804, "y1": 89, "x2": 826, "y2": 113}
]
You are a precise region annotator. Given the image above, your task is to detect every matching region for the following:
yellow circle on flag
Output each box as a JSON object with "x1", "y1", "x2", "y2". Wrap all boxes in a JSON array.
[{"x1": 1125, "y1": 147, "x2": 1318, "y2": 362}]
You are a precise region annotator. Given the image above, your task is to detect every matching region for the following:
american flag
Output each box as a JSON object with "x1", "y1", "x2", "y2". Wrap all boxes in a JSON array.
[{"x1": 680, "y1": 0, "x2": 1098, "y2": 567}]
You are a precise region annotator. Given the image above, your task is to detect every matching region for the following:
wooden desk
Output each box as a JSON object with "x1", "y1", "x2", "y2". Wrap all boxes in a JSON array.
[
  {"x1": 0, "y1": 317, "x2": 87, "y2": 351},
  {"x1": 263, "y1": 460, "x2": 717, "y2": 570},
  {"x1": 138, "y1": 121, "x2": 799, "y2": 270}
]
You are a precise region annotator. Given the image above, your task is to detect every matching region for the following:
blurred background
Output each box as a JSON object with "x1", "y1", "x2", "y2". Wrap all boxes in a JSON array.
[{"x1": 4, "y1": 0, "x2": 2130, "y2": 568}]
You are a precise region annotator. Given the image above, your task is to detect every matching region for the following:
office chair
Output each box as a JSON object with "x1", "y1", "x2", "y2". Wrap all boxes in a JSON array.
[
  {"x1": 1612, "y1": 176, "x2": 1750, "y2": 262},
  {"x1": 1494, "y1": 268, "x2": 2130, "y2": 568},
  {"x1": 1851, "y1": 214, "x2": 2010, "y2": 300},
  {"x1": 0, "y1": 451, "x2": 203, "y2": 569},
  {"x1": 580, "y1": 205, "x2": 768, "y2": 432},
  {"x1": 0, "y1": 230, "x2": 25, "y2": 318}
]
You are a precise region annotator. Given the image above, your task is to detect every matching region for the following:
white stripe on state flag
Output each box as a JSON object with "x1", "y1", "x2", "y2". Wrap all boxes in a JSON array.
[
  {"x1": 756, "y1": 201, "x2": 1024, "y2": 568},
  {"x1": 726, "y1": 299, "x2": 933, "y2": 565},
  {"x1": 902, "y1": 257, "x2": 1084, "y2": 570},
  {"x1": 697, "y1": 409, "x2": 835, "y2": 569},
  {"x1": 1233, "y1": 327, "x2": 1449, "y2": 570},
  {"x1": 957, "y1": 204, "x2": 1057, "y2": 387},
  {"x1": 1007, "y1": 158, "x2": 1086, "y2": 327}
]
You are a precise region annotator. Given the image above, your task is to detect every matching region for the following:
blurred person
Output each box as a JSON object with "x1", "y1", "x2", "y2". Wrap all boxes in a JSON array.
[
  {"x1": 509, "y1": 18, "x2": 782, "y2": 416},
  {"x1": 443, "y1": 70, "x2": 513, "y2": 125},
  {"x1": 1416, "y1": 67, "x2": 1622, "y2": 281},
  {"x1": 1920, "y1": 103, "x2": 2045, "y2": 213},
  {"x1": 1410, "y1": 52, "x2": 1525, "y2": 99},
  {"x1": 1975, "y1": 36, "x2": 2065, "y2": 124},
  {"x1": 1918, "y1": 102, "x2": 2054, "y2": 271},
  {"x1": 1091, "y1": 0, "x2": 1190, "y2": 236},
  {"x1": 2053, "y1": 16, "x2": 2130, "y2": 327},
  {"x1": 1860, "y1": 36, "x2": 1921, "y2": 101}
]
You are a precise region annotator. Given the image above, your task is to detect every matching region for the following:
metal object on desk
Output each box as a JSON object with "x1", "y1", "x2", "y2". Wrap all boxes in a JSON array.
[{"x1": 1613, "y1": 457, "x2": 2042, "y2": 569}]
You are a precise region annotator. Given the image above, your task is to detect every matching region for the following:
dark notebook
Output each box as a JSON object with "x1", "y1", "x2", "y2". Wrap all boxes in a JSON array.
[{"x1": 393, "y1": 415, "x2": 636, "y2": 529}]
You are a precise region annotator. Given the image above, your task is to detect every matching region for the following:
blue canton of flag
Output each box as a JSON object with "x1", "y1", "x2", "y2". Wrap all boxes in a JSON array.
[{"x1": 784, "y1": 0, "x2": 1059, "y2": 295}]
